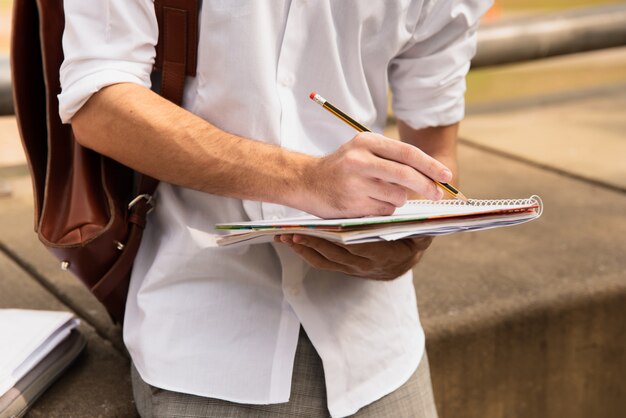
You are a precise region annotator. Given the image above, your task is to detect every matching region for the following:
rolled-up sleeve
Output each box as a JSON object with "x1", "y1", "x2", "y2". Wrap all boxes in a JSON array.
[
  {"x1": 389, "y1": 0, "x2": 492, "y2": 129},
  {"x1": 58, "y1": 0, "x2": 158, "y2": 123}
]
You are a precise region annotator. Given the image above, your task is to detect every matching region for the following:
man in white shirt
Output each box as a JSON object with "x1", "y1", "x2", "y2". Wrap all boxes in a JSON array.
[{"x1": 59, "y1": 1, "x2": 491, "y2": 417}]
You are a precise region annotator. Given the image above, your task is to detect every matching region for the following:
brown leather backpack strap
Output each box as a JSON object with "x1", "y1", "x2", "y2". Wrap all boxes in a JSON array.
[
  {"x1": 154, "y1": 0, "x2": 199, "y2": 104},
  {"x1": 132, "y1": 0, "x2": 198, "y2": 209},
  {"x1": 11, "y1": 0, "x2": 59, "y2": 228},
  {"x1": 133, "y1": 0, "x2": 199, "y2": 204},
  {"x1": 91, "y1": 1, "x2": 198, "y2": 320}
]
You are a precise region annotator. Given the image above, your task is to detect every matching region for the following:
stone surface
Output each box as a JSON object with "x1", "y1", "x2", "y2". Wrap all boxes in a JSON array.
[
  {"x1": 414, "y1": 144, "x2": 626, "y2": 336},
  {"x1": 0, "y1": 116, "x2": 24, "y2": 166},
  {"x1": 0, "y1": 173, "x2": 124, "y2": 351},
  {"x1": 1, "y1": 82, "x2": 625, "y2": 417},
  {"x1": 0, "y1": 252, "x2": 136, "y2": 417},
  {"x1": 459, "y1": 85, "x2": 626, "y2": 191},
  {"x1": 412, "y1": 145, "x2": 626, "y2": 418}
]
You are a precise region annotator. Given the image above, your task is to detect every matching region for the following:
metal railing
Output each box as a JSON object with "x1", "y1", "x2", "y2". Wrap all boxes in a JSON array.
[
  {"x1": 472, "y1": 4, "x2": 626, "y2": 68},
  {"x1": 1, "y1": 4, "x2": 626, "y2": 115},
  {"x1": 0, "y1": 55, "x2": 10, "y2": 115}
]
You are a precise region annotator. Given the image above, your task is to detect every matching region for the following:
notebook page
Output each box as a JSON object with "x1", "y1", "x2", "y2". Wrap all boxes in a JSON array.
[
  {"x1": 0, "y1": 310, "x2": 78, "y2": 397},
  {"x1": 216, "y1": 198, "x2": 542, "y2": 246},
  {"x1": 216, "y1": 197, "x2": 542, "y2": 229}
]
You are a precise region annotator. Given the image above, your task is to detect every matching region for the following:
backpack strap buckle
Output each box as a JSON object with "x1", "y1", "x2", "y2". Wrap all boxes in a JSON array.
[{"x1": 128, "y1": 194, "x2": 155, "y2": 214}]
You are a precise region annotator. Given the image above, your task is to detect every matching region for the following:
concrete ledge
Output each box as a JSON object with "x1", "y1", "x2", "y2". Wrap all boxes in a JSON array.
[
  {"x1": 1, "y1": 94, "x2": 625, "y2": 416},
  {"x1": 460, "y1": 87, "x2": 626, "y2": 193},
  {"x1": 0, "y1": 253, "x2": 135, "y2": 417},
  {"x1": 0, "y1": 175, "x2": 125, "y2": 352},
  {"x1": 412, "y1": 144, "x2": 626, "y2": 418},
  {"x1": 427, "y1": 290, "x2": 625, "y2": 418}
]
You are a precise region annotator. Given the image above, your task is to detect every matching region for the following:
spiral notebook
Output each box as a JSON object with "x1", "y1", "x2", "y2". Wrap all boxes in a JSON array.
[{"x1": 216, "y1": 196, "x2": 543, "y2": 246}]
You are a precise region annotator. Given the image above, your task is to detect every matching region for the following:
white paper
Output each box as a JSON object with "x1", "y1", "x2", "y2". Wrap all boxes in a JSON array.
[
  {"x1": 0, "y1": 309, "x2": 79, "y2": 397},
  {"x1": 216, "y1": 197, "x2": 543, "y2": 247}
]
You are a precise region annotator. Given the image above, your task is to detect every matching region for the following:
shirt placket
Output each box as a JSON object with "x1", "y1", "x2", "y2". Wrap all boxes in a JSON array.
[
  {"x1": 261, "y1": 0, "x2": 305, "y2": 220},
  {"x1": 275, "y1": 0, "x2": 306, "y2": 153},
  {"x1": 260, "y1": 0, "x2": 306, "y2": 223},
  {"x1": 267, "y1": 0, "x2": 308, "y2": 298}
]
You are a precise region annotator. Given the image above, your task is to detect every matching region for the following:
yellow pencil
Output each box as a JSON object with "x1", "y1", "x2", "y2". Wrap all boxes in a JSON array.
[{"x1": 309, "y1": 92, "x2": 468, "y2": 202}]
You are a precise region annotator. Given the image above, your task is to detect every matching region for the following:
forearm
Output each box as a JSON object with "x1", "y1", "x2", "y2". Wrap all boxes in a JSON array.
[
  {"x1": 72, "y1": 83, "x2": 453, "y2": 218},
  {"x1": 72, "y1": 83, "x2": 313, "y2": 207},
  {"x1": 397, "y1": 120, "x2": 460, "y2": 199}
]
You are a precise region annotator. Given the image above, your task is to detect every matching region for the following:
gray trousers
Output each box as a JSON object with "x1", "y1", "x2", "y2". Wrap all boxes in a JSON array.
[{"x1": 131, "y1": 328, "x2": 439, "y2": 418}]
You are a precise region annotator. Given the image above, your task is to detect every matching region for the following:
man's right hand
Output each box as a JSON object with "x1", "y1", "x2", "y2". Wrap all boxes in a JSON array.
[
  {"x1": 72, "y1": 84, "x2": 452, "y2": 220},
  {"x1": 295, "y1": 132, "x2": 453, "y2": 219}
]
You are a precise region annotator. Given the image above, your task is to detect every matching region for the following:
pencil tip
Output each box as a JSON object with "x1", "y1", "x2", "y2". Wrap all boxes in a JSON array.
[{"x1": 456, "y1": 192, "x2": 469, "y2": 203}]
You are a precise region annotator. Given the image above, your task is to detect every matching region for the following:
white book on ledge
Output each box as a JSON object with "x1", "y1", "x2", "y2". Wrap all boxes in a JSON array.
[
  {"x1": 0, "y1": 310, "x2": 79, "y2": 399},
  {"x1": 215, "y1": 196, "x2": 543, "y2": 246}
]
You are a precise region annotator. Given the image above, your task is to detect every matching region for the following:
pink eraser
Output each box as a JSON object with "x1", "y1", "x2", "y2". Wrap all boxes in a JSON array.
[{"x1": 309, "y1": 91, "x2": 316, "y2": 100}]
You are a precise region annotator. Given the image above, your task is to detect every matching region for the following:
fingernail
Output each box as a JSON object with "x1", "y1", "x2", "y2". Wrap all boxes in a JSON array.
[
  {"x1": 442, "y1": 169, "x2": 453, "y2": 182},
  {"x1": 293, "y1": 235, "x2": 306, "y2": 245}
]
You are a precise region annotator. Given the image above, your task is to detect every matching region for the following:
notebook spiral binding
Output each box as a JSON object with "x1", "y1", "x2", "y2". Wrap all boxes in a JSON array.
[{"x1": 406, "y1": 195, "x2": 543, "y2": 215}]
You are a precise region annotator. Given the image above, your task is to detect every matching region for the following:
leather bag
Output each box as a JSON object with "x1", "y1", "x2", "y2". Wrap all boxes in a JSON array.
[{"x1": 10, "y1": 0, "x2": 198, "y2": 323}]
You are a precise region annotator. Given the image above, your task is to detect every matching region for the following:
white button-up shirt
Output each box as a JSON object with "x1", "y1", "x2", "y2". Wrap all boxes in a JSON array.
[{"x1": 59, "y1": 1, "x2": 489, "y2": 416}]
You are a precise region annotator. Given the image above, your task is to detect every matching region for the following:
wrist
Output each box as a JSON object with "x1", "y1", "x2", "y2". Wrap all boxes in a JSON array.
[{"x1": 276, "y1": 151, "x2": 319, "y2": 212}]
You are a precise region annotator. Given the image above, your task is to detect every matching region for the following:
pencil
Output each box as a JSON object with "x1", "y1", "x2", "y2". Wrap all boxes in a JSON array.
[{"x1": 309, "y1": 92, "x2": 468, "y2": 202}]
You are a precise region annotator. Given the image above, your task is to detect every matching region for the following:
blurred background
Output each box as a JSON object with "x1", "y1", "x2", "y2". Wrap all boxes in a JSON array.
[
  {"x1": 0, "y1": 1, "x2": 625, "y2": 417},
  {"x1": 468, "y1": 0, "x2": 626, "y2": 106}
]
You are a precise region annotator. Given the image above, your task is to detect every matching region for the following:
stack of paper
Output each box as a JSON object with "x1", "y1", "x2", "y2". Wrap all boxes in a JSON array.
[
  {"x1": 0, "y1": 310, "x2": 80, "y2": 401},
  {"x1": 216, "y1": 196, "x2": 543, "y2": 246}
]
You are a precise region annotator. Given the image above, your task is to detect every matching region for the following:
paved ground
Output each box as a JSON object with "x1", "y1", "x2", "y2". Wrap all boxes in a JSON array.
[
  {"x1": 461, "y1": 83, "x2": 626, "y2": 192},
  {"x1": 1, "y1": 81, "x2": 625, "y2": 416},
  {"x1": 0, "y1": 253, "x2": 135, "y2": 417}
]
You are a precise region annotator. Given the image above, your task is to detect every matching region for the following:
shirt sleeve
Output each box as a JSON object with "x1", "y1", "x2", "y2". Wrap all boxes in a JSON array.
[
  {"x1": 388, "y1": 0, "x2": 492, "y2": 129},
  {"x1": 58, "y1": 0, "x2": 158, "y2": 123}
]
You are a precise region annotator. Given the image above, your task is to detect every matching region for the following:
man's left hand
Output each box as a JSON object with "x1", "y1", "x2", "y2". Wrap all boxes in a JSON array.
[{"x1": 275, "y1": 234, "x2": 433, "y2": 281}]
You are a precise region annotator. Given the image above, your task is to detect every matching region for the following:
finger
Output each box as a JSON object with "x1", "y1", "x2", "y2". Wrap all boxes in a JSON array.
[
  {"x1": 292, "y1": 235, "x2": 372, "y2": 269},
  {"x1": 340, "y1": 238, "x2": 415, "y2": 259},
  {"x1": 362, "y1": 160, "x2": 443, "y2": 201},
  {"x1": 291, "y1": 243, "x2": 354, "y2": 274},
  {"x1": 356, "y1": 133, "x2": 452, "y2": 184},
  {"x1": 362, "y1": 179, "x2": 408, "y2": 207},
  {"x1": 360, "y1": 197, "x2": 398, "y2": 216},
  {"x1": 409, "y1": 236, "x2": 434, "y2": 251},
  {"x1": 277, "y1": 234, "x2": 294, "y2": 245}
]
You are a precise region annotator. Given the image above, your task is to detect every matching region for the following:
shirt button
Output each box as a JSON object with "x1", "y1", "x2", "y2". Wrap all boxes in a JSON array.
[{"x1": 279, "y1": 74, "x2": 294, "y2": 88}]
